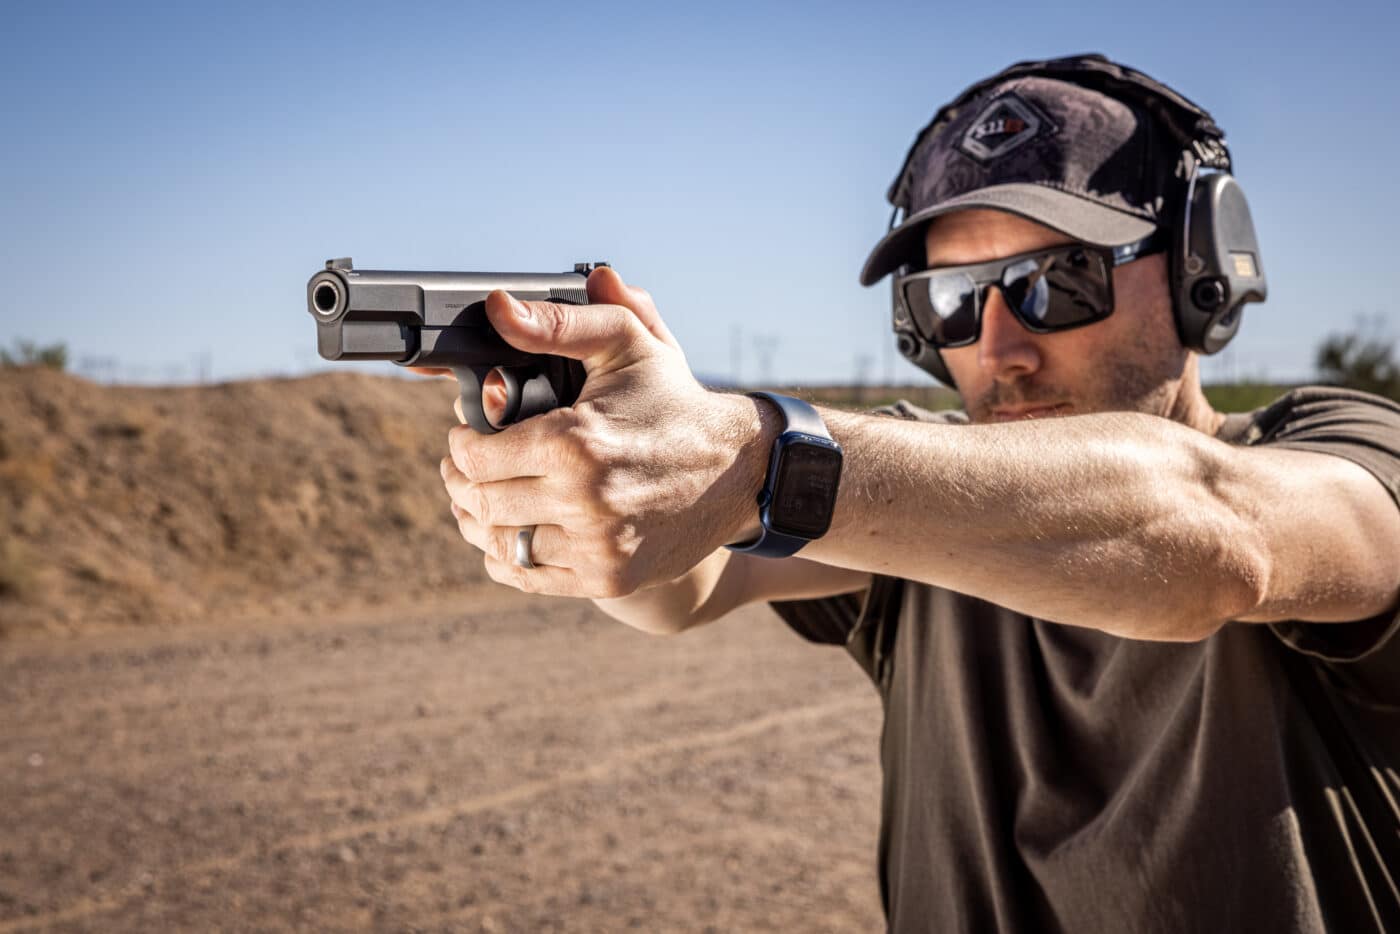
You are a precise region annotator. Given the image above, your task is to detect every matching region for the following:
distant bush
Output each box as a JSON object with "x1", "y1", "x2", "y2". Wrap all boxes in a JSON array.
[
  {"x1": 0, "y1": 340, "x2": 68, "y2": 371},
  {"x1": 1203, "y1": 383, "x2": 1293, "y2": 413},
  {"x1": 1316, "y1": 325, "x2": 1400, "y2": 401}
]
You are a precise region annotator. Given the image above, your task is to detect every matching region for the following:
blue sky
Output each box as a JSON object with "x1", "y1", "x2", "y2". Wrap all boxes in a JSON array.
[{"x1": 2, "y1": 0, "x2": 1397, "y2": 387}]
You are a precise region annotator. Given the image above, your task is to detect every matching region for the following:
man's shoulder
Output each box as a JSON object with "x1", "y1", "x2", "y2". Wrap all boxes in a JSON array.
[
  {"x1": 1247, "y1": 384, "x2": 1399, "y2": 425},
  {"x1": 1218, "y1": 384, "x2": 1400, "y2": 446},
  {"x1": 867, "y1": 387, "x2": 1400, "y2": 431}
]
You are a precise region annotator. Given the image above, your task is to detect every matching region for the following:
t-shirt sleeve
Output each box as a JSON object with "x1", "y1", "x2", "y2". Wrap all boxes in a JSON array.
[
  {"x1": 1246, "y1": 387, "x2": 1400, "y2": 698},
  {"x1": 771, "y1": 574, "x2": 905, "y2": 686},
  {"x1": 770, "y1": 590, "x2": 866, "y2": 646}
]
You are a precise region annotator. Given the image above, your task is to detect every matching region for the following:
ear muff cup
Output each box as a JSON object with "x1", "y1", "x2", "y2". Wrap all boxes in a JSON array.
[{"x1": 1170, "y1": 172, "x2": 1267, "y2": 354}]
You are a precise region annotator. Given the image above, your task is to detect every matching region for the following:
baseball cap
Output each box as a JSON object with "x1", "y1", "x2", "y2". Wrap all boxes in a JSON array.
[{"x1": 861, "y1": 63, "x2": 1188, "y2": 287}]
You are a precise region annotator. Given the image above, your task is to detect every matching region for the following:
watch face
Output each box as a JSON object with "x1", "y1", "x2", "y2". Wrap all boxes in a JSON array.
[{"x1": 769, "y1": 439, "x2": 843, "y2": 538}]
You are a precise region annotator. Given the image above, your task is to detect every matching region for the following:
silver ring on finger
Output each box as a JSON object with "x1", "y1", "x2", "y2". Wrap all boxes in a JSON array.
[{"x1": 514, "y1": 525, "x2": 537, "y2": 569}]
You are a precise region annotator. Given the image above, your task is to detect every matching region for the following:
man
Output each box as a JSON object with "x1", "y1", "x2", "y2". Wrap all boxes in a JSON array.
[{"x1": 435, "y1": 55, "x2": 1400, "y2": 931}]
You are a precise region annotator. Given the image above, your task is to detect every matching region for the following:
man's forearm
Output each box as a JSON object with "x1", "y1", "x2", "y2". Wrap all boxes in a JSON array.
[
  {"x1": 791, "y1": 408, "x2": 1267, "y2": 641},
  {"x1": 592, "y1": 548, "x2": 735, "y2": 634}
]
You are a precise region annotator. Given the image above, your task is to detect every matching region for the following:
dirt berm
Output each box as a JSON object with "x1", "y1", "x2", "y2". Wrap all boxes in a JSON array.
[{"x1": 0, "y1": 367, "x2": 487, "y2": 639}]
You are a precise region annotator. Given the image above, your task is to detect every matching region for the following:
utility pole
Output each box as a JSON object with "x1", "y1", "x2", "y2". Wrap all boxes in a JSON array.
[
  {"x1": 853, "y1": 353, "x2": 873, "y2": 406},
  {"x1": 752, "y1": 335, "x2": 779, "y2": 389},
  {"x1": 730, "y1": 323, "x2": 743, "y2": 388}
]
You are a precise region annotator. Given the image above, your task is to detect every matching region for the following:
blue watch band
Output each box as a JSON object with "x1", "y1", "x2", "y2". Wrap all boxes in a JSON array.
[{"x1": 725, "y1": 392, "x2": 843, "y2": 559}]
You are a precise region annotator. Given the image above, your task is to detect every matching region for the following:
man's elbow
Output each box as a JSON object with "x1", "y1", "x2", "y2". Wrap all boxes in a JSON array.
[
  {"x1": 1168, "y1": 525, "x2": 1271, "y2": 642},
  {"x1": 1124, "y1": 519, "x2": 1270, "y2": 643}
]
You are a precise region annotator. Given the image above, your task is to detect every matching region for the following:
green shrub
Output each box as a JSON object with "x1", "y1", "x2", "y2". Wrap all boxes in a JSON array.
[
  {"x1": 1315, "y1": 329, "x2": 1400, "y2": 401},
  {"x1": 1203, "y1": 383, "x2": 1294, "y2": 413},
  {"x1": 0, "y1": 340, "x2": 68, "y2": 371}
]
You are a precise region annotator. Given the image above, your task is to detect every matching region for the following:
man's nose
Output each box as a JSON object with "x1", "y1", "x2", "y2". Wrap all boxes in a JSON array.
[{"x1": 977, "y1": 286, "x2": 1042, "y2": 380}]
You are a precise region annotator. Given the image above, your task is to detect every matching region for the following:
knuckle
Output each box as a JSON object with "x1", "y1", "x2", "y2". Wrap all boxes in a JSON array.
[
  {"x1": 538, "y1": 302, "x2": 570, "y2": 344},
  {"x1": 489, "y1": 525, "x2": 513, "y2": 563},
  {"x1": 469, "y1": 487, "x2": 492, "y2": 526},
  {"x1": 603, "y1": 520, "x2": 640, "y2": 562},
  {"x1": 595, "y1": 476, "x2": 630, "y2": 520},
  {"x1": 573, "y1": 413, "x2": 614, "y2": 470},
  {"x1": 562, "y1": 423, "x2": 601, "y2": 472}
]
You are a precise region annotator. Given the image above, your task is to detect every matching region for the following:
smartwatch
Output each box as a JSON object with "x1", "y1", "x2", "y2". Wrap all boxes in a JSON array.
[{"x1": 725, "y1": 392, "x2": 844, "y2": 559}]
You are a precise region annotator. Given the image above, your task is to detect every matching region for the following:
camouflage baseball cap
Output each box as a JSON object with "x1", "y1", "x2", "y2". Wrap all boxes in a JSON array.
[{"x1": 860, "y1": 69, "x2": 1186, "y2": 286}]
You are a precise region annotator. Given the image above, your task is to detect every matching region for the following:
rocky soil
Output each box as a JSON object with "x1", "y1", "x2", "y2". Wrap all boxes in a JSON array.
[{"x1": 0, "y1": 368, "x2": 886, "y2": 931}]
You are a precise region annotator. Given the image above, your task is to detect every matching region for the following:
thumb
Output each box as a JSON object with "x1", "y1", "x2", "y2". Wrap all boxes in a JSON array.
[
  {"x1": 585, "y1": 266, "x2": 683, "y2": 353},
  {"x1": 484, "y1": 289, "x2": 654, "y2": 374}
]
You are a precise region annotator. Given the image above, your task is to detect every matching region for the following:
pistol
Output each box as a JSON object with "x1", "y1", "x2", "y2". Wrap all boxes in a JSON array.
[{"x1": 306, "y1": 258, "x2": 607, "y2": 433}]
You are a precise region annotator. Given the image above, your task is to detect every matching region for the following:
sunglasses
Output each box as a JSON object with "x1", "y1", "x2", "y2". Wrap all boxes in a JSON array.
[{"x1": 895, "y1": 236, "x2": 1164, "y2": 349}]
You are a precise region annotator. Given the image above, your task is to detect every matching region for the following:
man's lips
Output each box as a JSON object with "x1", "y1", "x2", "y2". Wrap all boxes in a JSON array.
[{"x1": 989, "y1": 403, "x2": 1071, "y2": 422}]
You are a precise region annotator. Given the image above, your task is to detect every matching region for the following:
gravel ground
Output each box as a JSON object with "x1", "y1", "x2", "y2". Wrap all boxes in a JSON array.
[{"x1": 0, "y1": 594, "x2": 884, "y2": 932}]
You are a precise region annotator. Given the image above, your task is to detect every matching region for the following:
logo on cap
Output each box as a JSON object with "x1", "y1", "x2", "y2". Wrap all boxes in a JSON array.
[{"x1": 959, "y1": 92, "x2": 1056, "y2": 163}]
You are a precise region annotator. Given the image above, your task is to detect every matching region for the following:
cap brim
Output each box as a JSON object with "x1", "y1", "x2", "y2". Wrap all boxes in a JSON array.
[{"x1": 859, "y1": 183, "x2": 1158, "y2": 286}]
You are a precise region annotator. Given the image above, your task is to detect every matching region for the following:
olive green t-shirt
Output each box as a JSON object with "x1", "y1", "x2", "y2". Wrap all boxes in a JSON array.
[{"x1": 771, "y1": 387, "x2": 1400, "y2": 933}]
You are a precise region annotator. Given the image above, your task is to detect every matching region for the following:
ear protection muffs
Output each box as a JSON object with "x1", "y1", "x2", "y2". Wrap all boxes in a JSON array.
[{"x1": 883, "y1": 54, "x2": 1268, "y2": 387}]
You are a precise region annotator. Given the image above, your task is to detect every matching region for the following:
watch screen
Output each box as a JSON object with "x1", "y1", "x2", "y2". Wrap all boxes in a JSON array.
[{"x1": 770, "y1": 441, "x2": 842, "y2": 538}]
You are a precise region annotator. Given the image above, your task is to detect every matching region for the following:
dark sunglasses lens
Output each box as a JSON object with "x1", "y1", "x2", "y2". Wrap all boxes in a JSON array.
[
  {"x1": 1000, "y1": 248, "x2": 1111, "y2": 329},
  {"x1": 903, "y1": 272, "x2": 979, "y2": 346}
]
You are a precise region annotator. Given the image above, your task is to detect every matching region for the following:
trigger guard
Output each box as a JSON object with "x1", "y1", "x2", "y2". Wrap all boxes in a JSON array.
[
  {"x1": 453, "y1": 366, "x2": 527, "y2": 434},
  {"x1": 453, "y1": 364, "x2": 564, "y2": 433}
]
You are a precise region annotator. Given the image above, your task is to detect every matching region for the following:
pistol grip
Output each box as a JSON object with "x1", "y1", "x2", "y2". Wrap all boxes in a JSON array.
[{"x1": 452, "y1": 357, "x2": 587, "y2": 434}]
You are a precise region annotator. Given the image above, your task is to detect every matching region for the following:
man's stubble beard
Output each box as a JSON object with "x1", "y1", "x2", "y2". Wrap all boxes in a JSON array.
[{"x1": 964, "y1": 323, "x2": 1188, "y2": 423}]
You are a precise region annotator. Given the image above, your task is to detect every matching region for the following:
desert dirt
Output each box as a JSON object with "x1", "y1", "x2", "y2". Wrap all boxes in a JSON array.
[{"x1": 0, "y1": 369, "x2": 886, "y2": 931}]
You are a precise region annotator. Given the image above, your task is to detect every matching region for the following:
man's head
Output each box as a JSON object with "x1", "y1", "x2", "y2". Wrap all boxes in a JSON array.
[
  {"x1": 862, "y1": 61, "x2": 1188, "y2": 290},
  {"x1": 923, "y1": 208, "x2": 1190, "y2": 424},
  {"x1": 862, "y1": 55, "x2": 1262, "y2": 430}
]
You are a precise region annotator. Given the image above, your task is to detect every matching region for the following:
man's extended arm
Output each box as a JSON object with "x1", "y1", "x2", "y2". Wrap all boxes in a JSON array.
[
  {"x1": 597, "y1": 402, "x2": 1399, "y2": 641},
  {"x1": 781, "y1": 405, "x2": 1400, "y2": 641},
  {"x1": 593, "y1": 401, "x2": 1399, "y2": 641}
]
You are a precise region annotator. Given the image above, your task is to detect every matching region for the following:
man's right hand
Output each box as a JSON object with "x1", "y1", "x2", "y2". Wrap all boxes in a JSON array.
[{"x1": 411, "y1": 267, "x2": 869, "y2": 630}]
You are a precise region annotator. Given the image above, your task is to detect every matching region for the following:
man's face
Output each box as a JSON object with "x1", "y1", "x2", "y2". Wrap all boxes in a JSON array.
[{"x1": 923, "y1": 209, "x2": 1189, "y2": 424}]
